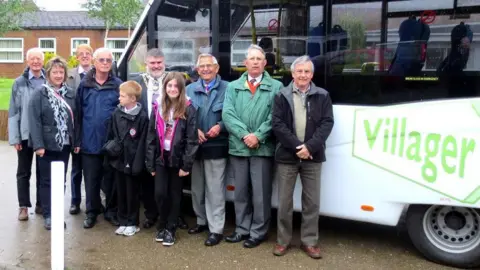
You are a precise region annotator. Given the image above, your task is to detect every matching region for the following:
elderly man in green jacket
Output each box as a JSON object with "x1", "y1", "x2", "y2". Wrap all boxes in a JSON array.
[{"x1": 222, "y1": 44, "x2": 283, "y2": 248}]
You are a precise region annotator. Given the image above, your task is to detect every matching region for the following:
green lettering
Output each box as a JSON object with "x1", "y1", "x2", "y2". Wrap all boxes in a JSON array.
[
  {"x1": 422, "y1": 133, "x2": 441, "y2": 183},
  {"x1": 399, "y1": 118, "x2": 406, "y2": 157},
  {"x1": 459, "y1": 138, "x2": 476, "y2": 178},
  {"x1": 441, "y1": 135, "x2": 457, "y2": 175},
  {"x1": 383, "y1": 118, "x2": 390, "y2": 152},
  {"x1": 391, "y1": 118, "x2": 398, "y2": 155},
  {"x1": 363, "y1": 119, "x2": 383, "y2": 150},
  {"x1": 406, "y1": 131, "x2": 421, "y2": 162}
]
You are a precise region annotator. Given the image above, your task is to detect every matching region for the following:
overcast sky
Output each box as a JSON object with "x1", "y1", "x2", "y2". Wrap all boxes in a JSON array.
[{"x1": 35, "y1": 0, "x2": 86, "y2": 11}]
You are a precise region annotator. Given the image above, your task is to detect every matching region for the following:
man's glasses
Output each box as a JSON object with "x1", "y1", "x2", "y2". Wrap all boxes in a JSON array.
[{"x1": 97, "y1": 58, "x2": 113, "y2": 64}]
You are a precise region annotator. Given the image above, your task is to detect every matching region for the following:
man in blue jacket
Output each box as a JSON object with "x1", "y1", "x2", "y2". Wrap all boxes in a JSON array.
[
  {"x1": 76, "y1": 48, "x2": 122, "y2": 229},
  {"x1": 186, "y1": 54, "x2": 229, "y2": 246}
]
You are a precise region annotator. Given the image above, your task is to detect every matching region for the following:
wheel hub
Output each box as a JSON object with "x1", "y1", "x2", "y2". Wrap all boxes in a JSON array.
[{"x1": 423, "y1": 206, "x2": 480, "y2": 253}]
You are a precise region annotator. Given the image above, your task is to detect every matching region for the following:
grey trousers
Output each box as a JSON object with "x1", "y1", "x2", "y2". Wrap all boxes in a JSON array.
[
  {"x1": 230, "y1": 155, "x2": 273, "y2": 239},
  {"x1": 277, "y1": 162, "x2": 322, "y2": 247},
  {"x1": 191, "y1": 158, "x2": 227, "y2": 234}
]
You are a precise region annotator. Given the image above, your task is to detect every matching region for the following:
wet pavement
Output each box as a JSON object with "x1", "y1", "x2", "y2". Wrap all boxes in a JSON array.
[{"x1": 0, "y1": 142, "x2": 460, "y2": 270}]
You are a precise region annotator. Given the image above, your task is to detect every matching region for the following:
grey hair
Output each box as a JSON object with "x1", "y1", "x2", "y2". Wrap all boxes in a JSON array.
[
  {"x1": 26, "y1": 47, "x2": 44, "y2": 60},
  {"x1": 145, "y1": 48, "x2": 164, "y2": 61},
  {"x1": 290, "y1": 55, "x2": 315, "y2": 73},
  {"x1": 93, "y1": 47, "x2": 113, "y2": 59},
  {"x1": 196, "y1": 53, "x2": 218, "y2": 66},
  {"x1": 245, "y1": 44, "x2": 266, "y2": 58}
]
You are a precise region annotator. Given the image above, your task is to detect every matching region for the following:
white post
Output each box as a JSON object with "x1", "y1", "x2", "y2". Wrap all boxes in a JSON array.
[{"x1": 51, "y1": 161, "x2": 65, "y2": 270}]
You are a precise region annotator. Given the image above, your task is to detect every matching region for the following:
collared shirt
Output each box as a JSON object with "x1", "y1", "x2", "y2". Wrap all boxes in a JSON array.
[
  {"x1": 146, "y1": 73, "x2": 166, "y2": 117},
  {"x1": 201, "y1": 78, "x2": 216, "y2": 93},
  {"x1": 78, "y1": 65, "x2": 90, "y2": 80},
  {"x1": 28, "y1": 69, "x2": 45, "y2": 89},
  {"x1": 292, "y1": 83, "x2": 311, "y2": 107},
  {"x1": 124, "y1": 104, "x2": 138, "y2": 114},
  {"x1": 247, "y1": 74, "x2": 263, "y2": 86}
]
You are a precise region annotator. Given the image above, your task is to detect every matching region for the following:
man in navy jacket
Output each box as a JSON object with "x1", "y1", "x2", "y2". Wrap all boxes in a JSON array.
[{"x1": 76, "y1": 48, "x2": 122, "y2": 229}]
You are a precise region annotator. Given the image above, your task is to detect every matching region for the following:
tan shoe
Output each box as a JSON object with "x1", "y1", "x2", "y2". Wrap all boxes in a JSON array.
[
  {"x1": 18, "y1": 207, "x2": 28, "y2": 221},
  {"x1": 301, "y1": 245, "x2": 322, "y2": 259}
]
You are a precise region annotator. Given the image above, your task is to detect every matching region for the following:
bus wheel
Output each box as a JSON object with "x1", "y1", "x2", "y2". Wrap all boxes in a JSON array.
[{"x1": 406, "y1": 205, "x2": 480, "y2": 269}]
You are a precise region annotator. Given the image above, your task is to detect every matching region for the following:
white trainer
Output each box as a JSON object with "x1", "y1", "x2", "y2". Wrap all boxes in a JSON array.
[
  {"x1": 115, "y1": 226, "x2": 126, "y2": 235},
  {"x1": 123, "y1": 226, "x2": 140, "y2": 236}
]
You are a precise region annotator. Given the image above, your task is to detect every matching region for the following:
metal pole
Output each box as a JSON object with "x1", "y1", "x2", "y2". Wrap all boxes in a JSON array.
[{"x1": 51, "y1": 161, "x2": 64, "y2": 270}]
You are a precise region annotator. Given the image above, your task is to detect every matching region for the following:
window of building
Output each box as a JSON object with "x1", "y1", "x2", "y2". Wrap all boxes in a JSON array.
[
  {"x1": 105, "y1": 38, "x2": 129, "y2": 61},
  {"x1": 0, "y1": 38, "x2": 23, "y2": 63},
  {"x1": 71, "y1": 38, "x2": 90, "y2": 56},
  {"x1": 39, "y1": 38, "x2": 56, "y2": 54},
  {"x1": 162, "y1": 39, "x2": 195, "y2": 66}
]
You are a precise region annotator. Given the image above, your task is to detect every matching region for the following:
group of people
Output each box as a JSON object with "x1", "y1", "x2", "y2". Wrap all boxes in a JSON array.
[{"x1": 9, "y1": 43, "x2": 334, "y2": 259}]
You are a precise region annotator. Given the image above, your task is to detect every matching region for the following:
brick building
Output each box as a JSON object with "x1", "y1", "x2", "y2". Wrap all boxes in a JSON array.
[{"x1": 0, "y1": 11, "x2": 129, "y2": 78}]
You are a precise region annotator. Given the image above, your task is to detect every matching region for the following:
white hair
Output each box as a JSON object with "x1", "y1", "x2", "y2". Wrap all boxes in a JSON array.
[
  {"x1": 26, "y1": 48, "x2": 44, "y2": 60},
  {"x1": 196, "y1": 53, "x2": 218, "y2": 66},
  {"x1": 290, "y1": 55, "x2": 315, "y2": 73},
  {"x1": 93, "y1": 47, "x2": 114, "y2": 59},
  {"x1": 245, "y1": 44, "x2": 266, "y2": 58}
]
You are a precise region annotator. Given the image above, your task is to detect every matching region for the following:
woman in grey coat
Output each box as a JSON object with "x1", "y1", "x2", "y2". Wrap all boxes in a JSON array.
[{"x1": 28, "y1": 56, "x2": 78, "y2": 230}]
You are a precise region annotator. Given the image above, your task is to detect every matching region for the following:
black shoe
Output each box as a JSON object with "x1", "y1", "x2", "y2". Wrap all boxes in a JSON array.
[
  {"x1": 44, "y1": 218, "x2": 51, "y2": 230},
  {"x1": 83, "y1": 216, "x2": 97, "y2": 229},
  {"x1": 205, "y1": 233, "x2": 223, "y2": 246},
  {"x1": 143, "y1": 218, "x2": 156, "y2": 229},
  {"x1": 155, "y1": 229, "x2": 166, "y2": 242},
  {"x1": 105, "y1": 216, "x2": 120, "y2": 226},
  {"x1": 188, "y1": 224, "x2": 208, "y2": 234},
  {"x1": 225, "y1": 232, "x2": 249, "y2": 243},
  {"x1": 35, "y1": 205, "x2": 43, "y2": 215},
  {"x1": 177, "y1": 216, "x2": 188, "y2": 230},
  {"x1": 243, "y1": 237, "x2": 264, "y2": 248},
  {"x1": 69, "y1": 204, "x2": 80, "y2": 215},
  {"x1": 163, "y1": 229, "x2": 176, "y2": 246}
]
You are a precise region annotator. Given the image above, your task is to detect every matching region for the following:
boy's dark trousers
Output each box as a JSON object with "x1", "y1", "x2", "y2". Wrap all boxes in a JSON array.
[
  {"x1": 82, "y1": 154, "x2": 117, "y2": 219},
  {"x1": 140, "y1": 171, "x2": 158, "y2": 222},
  {"x1": 154, "y1": 153, "x2": 183, "y2": 230},
  {"x1": 16, "y1": 140, "x2": 41, "y2": 208},
  {"x1": 37, "y1": 147, "x2": 71, "y2": 218},
  {"x1": 116, "y1": 170, "x2": 140, "y2": 226}
]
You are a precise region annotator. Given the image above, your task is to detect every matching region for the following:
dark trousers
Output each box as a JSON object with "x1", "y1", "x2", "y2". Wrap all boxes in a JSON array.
[
  {"x1": 154, "y1": 164, "x2": 183, "y2": 230},
  {"x1": 116, "y1": 170, "x2": 140, "y2": 226},
  {"x1": 82, "y1": 154, "x2": 117, "y2": 218},
  {"x1": 70, "y1": 152, "x2": 83, "y2": 206},
  {"x1": 37, "y1": 147, "x2": 71, "y2": 218},
  {"x1": 16, "y1": 140, "x2": 41, "y2": 208},
  {"x1": 140, "y1": 171, "x2": 158, "y2": 221}
]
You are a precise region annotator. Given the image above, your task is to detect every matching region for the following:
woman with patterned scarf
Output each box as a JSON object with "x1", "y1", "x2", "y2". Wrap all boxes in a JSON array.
[{"x1": 28, "y1": 56, "x2": 78, "y2": 230}]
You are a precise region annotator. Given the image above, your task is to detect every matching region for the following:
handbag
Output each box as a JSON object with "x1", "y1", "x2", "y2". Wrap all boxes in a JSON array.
[{"x1": 103, "y1": 131, "x2": 128, "y2": 157}]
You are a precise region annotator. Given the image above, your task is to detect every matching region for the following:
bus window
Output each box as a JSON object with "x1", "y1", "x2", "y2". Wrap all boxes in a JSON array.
[
  {"x1": 126, "y1": 30, "x2": 147, "y2": 80},
  {"x1": 156, "y1": 1, "x2": 211, "y2": 82},
  {"x1": 228, "y1": 0, "x2": 310, "y2": 82}
]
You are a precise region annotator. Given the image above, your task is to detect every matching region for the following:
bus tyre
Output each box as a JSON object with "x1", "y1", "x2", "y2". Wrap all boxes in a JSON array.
[{"x1": 406, "y1": 205, "x2": 480, "y2": 269}]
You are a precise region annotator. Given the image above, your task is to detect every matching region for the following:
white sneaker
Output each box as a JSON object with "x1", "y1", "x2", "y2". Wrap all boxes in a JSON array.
[
  {"x1": 123, "y1": 226, "x2": 140, "y2": 236},
  {"x1": 115, "y1": 226, "x2": 126, "y2": 235}
]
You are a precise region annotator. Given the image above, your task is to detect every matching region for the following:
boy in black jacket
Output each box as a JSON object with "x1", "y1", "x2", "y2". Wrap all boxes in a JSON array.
[{"x1": 105, "y1": 81, "x2": 149, "y2": 236}]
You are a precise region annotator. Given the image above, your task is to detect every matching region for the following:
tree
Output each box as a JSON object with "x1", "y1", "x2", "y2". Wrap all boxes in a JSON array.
[
  {"x1": 337, "y1": 15, "x2": 366, "y2": 50},
  {"x1": 83, "y1": 0, "x2": 142, "y2": 40},
  {"x1": 83, "y1": 0, "x2": 118, "y2": 39},
  {"x1": 115, "y1": 0, "x2": 142, "y2": 37},
  {"x1": 0, "y1": 0, "x2": 37, "y2": 37}
]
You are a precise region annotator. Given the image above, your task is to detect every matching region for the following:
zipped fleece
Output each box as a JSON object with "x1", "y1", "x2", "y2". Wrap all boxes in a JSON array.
[
  {"x1": 272, "y1": 82, "x2": 334, "y2": 163},
  {"x1": 145, "y1": 101, "x2": 199, "y2": 173},
  {"x1": 222, "y1": 71, "x2": 283, "y2": 157},
  {"x1": 75, "y1": 68, "x2": 122, "y2": 154},
  {"x1": 8, "y1": 68, "x2": 46, "y2": 145}
]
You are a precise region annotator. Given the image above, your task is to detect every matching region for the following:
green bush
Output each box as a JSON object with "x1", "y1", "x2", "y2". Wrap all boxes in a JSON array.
[{"x1": 43, "y1": 53, "x2": 79, "y2": 69}]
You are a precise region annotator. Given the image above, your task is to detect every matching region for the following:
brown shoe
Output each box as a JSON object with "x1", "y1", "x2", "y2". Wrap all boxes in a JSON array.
[
  {"x1": 301, "y1": 245, "x2": 322, "y2": 259},
  {"x1": 273, "y1": 243, "x2": 289, "y2": 256},
  {"x1": 18, "y1": 207, "x2": 28, "y2": 221},
  {"x1": 35, "y1": 205, "x2": 43, "y2": 215}
]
